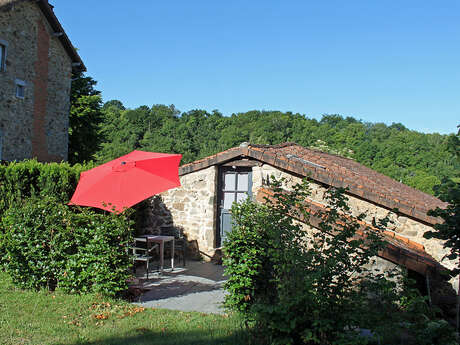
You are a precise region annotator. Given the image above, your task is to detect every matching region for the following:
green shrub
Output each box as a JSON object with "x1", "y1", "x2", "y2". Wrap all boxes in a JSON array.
[
  {"x1": 0, "y1": 160, "x2": 93, "y2": 217},
  {"x1": 223, "y1": 178, "x2": 455, "y2": 344},
  {"x1": 222, "y1": 200, "x2": 271, "y2": 317},
  {"x1": 1, "y1": 196, "x2": 133, "y2": 297}
]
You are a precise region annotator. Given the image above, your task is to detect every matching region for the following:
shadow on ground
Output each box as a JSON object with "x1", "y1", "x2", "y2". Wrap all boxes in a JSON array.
[
  {"x1": 56, "y1": 329, "x2": 248, "y2": 345},
  {"x1": 139, "y1": 280, "x2": 221, "y2": 300},
  {"x1": 133, "y1": 261, "x2": 227, "y2": 314}
]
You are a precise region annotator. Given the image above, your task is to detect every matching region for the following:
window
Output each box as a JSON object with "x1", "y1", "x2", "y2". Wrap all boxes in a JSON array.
[
  {"x1": 0, "y1": 39, "x2": 7, "y2": 72},
  {"x1": 15, "y1": 79, "x2": 26, "y2": 99},
  {"x1": 221, "y1": 169, "x2": 252, "y2": 209}
]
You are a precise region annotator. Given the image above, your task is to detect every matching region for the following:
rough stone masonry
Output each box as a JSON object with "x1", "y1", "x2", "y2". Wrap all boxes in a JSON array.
[{"x1": 0, "y1": 0, "x2": 74, "y2": 162}]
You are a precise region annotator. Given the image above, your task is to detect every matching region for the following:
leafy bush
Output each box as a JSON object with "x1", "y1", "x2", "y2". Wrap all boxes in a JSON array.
[
  {"x1": 223, "y1": 178, "x2": 455, "y2": 344},
  {"x1": 0, "y1": 160, "x2": 93, "y2": 217},
  {"x1": 1, "y1": 196, "x2": 133, "y2": 297}
]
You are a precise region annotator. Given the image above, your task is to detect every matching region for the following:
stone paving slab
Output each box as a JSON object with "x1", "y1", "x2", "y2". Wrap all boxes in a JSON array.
[{"x1": 133, "y1": 261, "x2": 227, "y2": 314}]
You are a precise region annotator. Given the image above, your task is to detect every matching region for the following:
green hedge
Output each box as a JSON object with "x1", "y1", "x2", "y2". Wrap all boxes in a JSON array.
[
  {"x1": 0, "y1": 160, "x2": 134, "y2": 297},
  {"x1": 0, "y1": 160, "x2": 94, "y2": 217},
  {"x1": 1, "y1": 196, "x2": 133, "y2": 297}
]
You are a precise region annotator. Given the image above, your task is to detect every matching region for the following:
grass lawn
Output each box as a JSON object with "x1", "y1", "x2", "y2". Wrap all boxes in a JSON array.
[{"x1": 0, "y1": 271, "x2": 247, "y2": 345}]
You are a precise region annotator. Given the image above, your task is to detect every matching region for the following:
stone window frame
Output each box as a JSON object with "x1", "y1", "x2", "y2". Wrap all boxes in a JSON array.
[
  {"x1": 0, "y1": 38, "x2": 7, "y2": 72},
  {"x1": 15, "y1": 79, "x2": 26, "y2": 99}
]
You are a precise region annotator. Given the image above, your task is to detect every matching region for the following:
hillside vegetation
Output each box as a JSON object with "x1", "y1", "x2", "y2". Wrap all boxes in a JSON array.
[{"x1": 92, "y1": 101, "x2": 458, "y2": 195}]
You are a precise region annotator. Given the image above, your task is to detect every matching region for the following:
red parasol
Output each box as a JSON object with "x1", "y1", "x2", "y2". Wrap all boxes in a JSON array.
[{"x1": 69, "y1": 150, "x2": 182, "y2": 213}]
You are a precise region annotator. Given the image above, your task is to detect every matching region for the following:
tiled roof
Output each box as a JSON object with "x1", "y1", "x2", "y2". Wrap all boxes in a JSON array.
[
  {"x1": 256, "y1": 187, "x2": 447, "y2": 276},
  {"x1": 180, "y1": 142, "x2": 446, "y2": 225},
  {"x1": 0, "y1": 0, "x2": 85, "y2": 71}
]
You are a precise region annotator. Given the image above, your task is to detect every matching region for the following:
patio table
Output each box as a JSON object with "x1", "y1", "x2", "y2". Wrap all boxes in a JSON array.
[{"x1": 135, "y1": 235, "x2": 175, "y2": 274}]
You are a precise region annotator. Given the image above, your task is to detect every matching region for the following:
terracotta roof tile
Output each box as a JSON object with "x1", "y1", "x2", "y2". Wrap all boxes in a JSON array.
[
  {"x1": 179, "y1": 142, "x2": 446, "y2": 225},
  {"x1": 256, "y1": 143, "x2": 446, "y2": 224}
]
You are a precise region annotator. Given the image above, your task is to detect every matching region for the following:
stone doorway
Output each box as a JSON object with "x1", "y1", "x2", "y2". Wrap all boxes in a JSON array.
[{"x1": 216, "y1": 166, "x2": 252, "y2": 247}]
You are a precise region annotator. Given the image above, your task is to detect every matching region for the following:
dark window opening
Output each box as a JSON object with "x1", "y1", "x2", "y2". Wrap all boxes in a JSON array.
[
  {"x1": 408, "y1": 269, "x2": 428, "y2": 297},
  {"x1": 16, "y1": 84, "x2": 25, "y2": 98},
  {"x1": 0, "y1": 43, "x2": 6, "y2": 71},
  {"x1": 15, "y1": 80, "x2": 25, "y2": 99}
]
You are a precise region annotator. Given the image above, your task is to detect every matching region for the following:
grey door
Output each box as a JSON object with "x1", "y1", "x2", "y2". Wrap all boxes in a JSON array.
[{"x1": 217, "y1": 167, "x2": 252, "y2": 247}]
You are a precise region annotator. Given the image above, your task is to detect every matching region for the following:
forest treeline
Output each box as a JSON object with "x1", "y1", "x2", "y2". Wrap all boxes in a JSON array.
[
  {"x1": 98, "y1": 102, "x2": 459, "y2": 195},
  {"x1": 69, "y1": 73, "x2": 459, "y2": 196}
]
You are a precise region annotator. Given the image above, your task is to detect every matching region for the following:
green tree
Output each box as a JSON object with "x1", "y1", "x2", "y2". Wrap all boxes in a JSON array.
[
  {"x1": 68, "y1": 71, "x2": 103, "y2": 164},
  {"x1": 138, "y1": 104, "x2": 181, "y2": 157},
  {"x1": 423, "y1": 126, "x2": 460, "y2": 268},
  {"x1": 224, "y1": 178, "x2": 454, "y2": 344},
  {"x1": 97, "y1": 104, "x2": 151, "y2": 161},
  {"x1": 93, "y1": 104, "x2": 459, "y2": 195},
  {"x1": 423, "y1": 125, "x2": 460, "y2": 333}
]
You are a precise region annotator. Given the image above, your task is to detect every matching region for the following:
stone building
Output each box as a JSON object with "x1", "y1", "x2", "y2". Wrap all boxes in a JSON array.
[
  {"x1": 0, "y1": 0, "x2": 85, "y2": 162},
  {"x1": 147, "y1": 142, "x2": 456, "y2": 309}
]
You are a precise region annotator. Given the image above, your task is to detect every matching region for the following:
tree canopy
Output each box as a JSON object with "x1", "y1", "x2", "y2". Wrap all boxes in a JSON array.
[
  {"x1": 68, "y1": 71, "x2": 103, "y2": 164},
  {"x1": 423, "y1": 126, "x2": 460, "y2": 273},
  {"x1": 91, "y1": 100, "x2": 458, "y2": 195}
]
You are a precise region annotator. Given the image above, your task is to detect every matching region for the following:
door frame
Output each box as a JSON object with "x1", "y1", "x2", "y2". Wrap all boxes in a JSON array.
[{"x1": 216, "y1": 165, "x2": 253, "y2": 247}]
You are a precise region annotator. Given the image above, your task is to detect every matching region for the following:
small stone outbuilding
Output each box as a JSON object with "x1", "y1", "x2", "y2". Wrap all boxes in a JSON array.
[
  {"x1": 0, "y1": 0, "x2": 85, "y2": 162},
  {"x1": 145, "y1": 142, "x2": 457, "y2": 307}
]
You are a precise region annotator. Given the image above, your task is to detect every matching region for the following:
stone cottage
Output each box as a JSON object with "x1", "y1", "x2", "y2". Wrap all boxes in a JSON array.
[
  {"x1": 147, "y1": 142, "x2": 456, "y2": 309},
  {"x1": 0, "y1": 0, "x2": 85, "y2": 162}
]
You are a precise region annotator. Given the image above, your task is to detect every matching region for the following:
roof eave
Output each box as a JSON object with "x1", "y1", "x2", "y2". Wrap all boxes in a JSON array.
[
  {"x1": 36, "y1": 0, "x2": 86, "y2": 72},
  {"x1": 179, "y1": 147, "x2": 247, "y2": 175}
]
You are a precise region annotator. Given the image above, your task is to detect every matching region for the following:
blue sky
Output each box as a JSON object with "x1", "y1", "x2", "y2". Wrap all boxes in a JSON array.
[{"x1": 54, "y1": 1, "x2": 459, "y2": 134}]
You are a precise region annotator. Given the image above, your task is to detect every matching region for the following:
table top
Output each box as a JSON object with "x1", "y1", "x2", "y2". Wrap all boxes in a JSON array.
[{"x1": 135, "y1": 235, "x2": 174, "y2": 242}]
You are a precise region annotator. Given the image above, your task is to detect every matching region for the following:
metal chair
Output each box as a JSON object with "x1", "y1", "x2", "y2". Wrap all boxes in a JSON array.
[{"x1": 130, "y1": 238, "x2": 159, "y2": 279}]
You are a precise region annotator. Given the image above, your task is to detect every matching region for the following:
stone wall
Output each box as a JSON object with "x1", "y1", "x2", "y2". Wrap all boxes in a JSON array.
[
  {"x1": 144, "y1": 159, "x2": 455, "y2": 318},
  {"x1": 146, "y1": 166, "x2": 218, "y2": 258},
  {"x1": 0, "y1": 1, "x2": 36, "y2": 160},
  {"x1": 145, "y1": 159, "x2": 454, "y2": 292},
  {"x1": 44, "y1": 12, "x2": 72, "y2": 160},
  {"x1": 0, "y1": 0, "x2": 71, "y2": 162}
]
